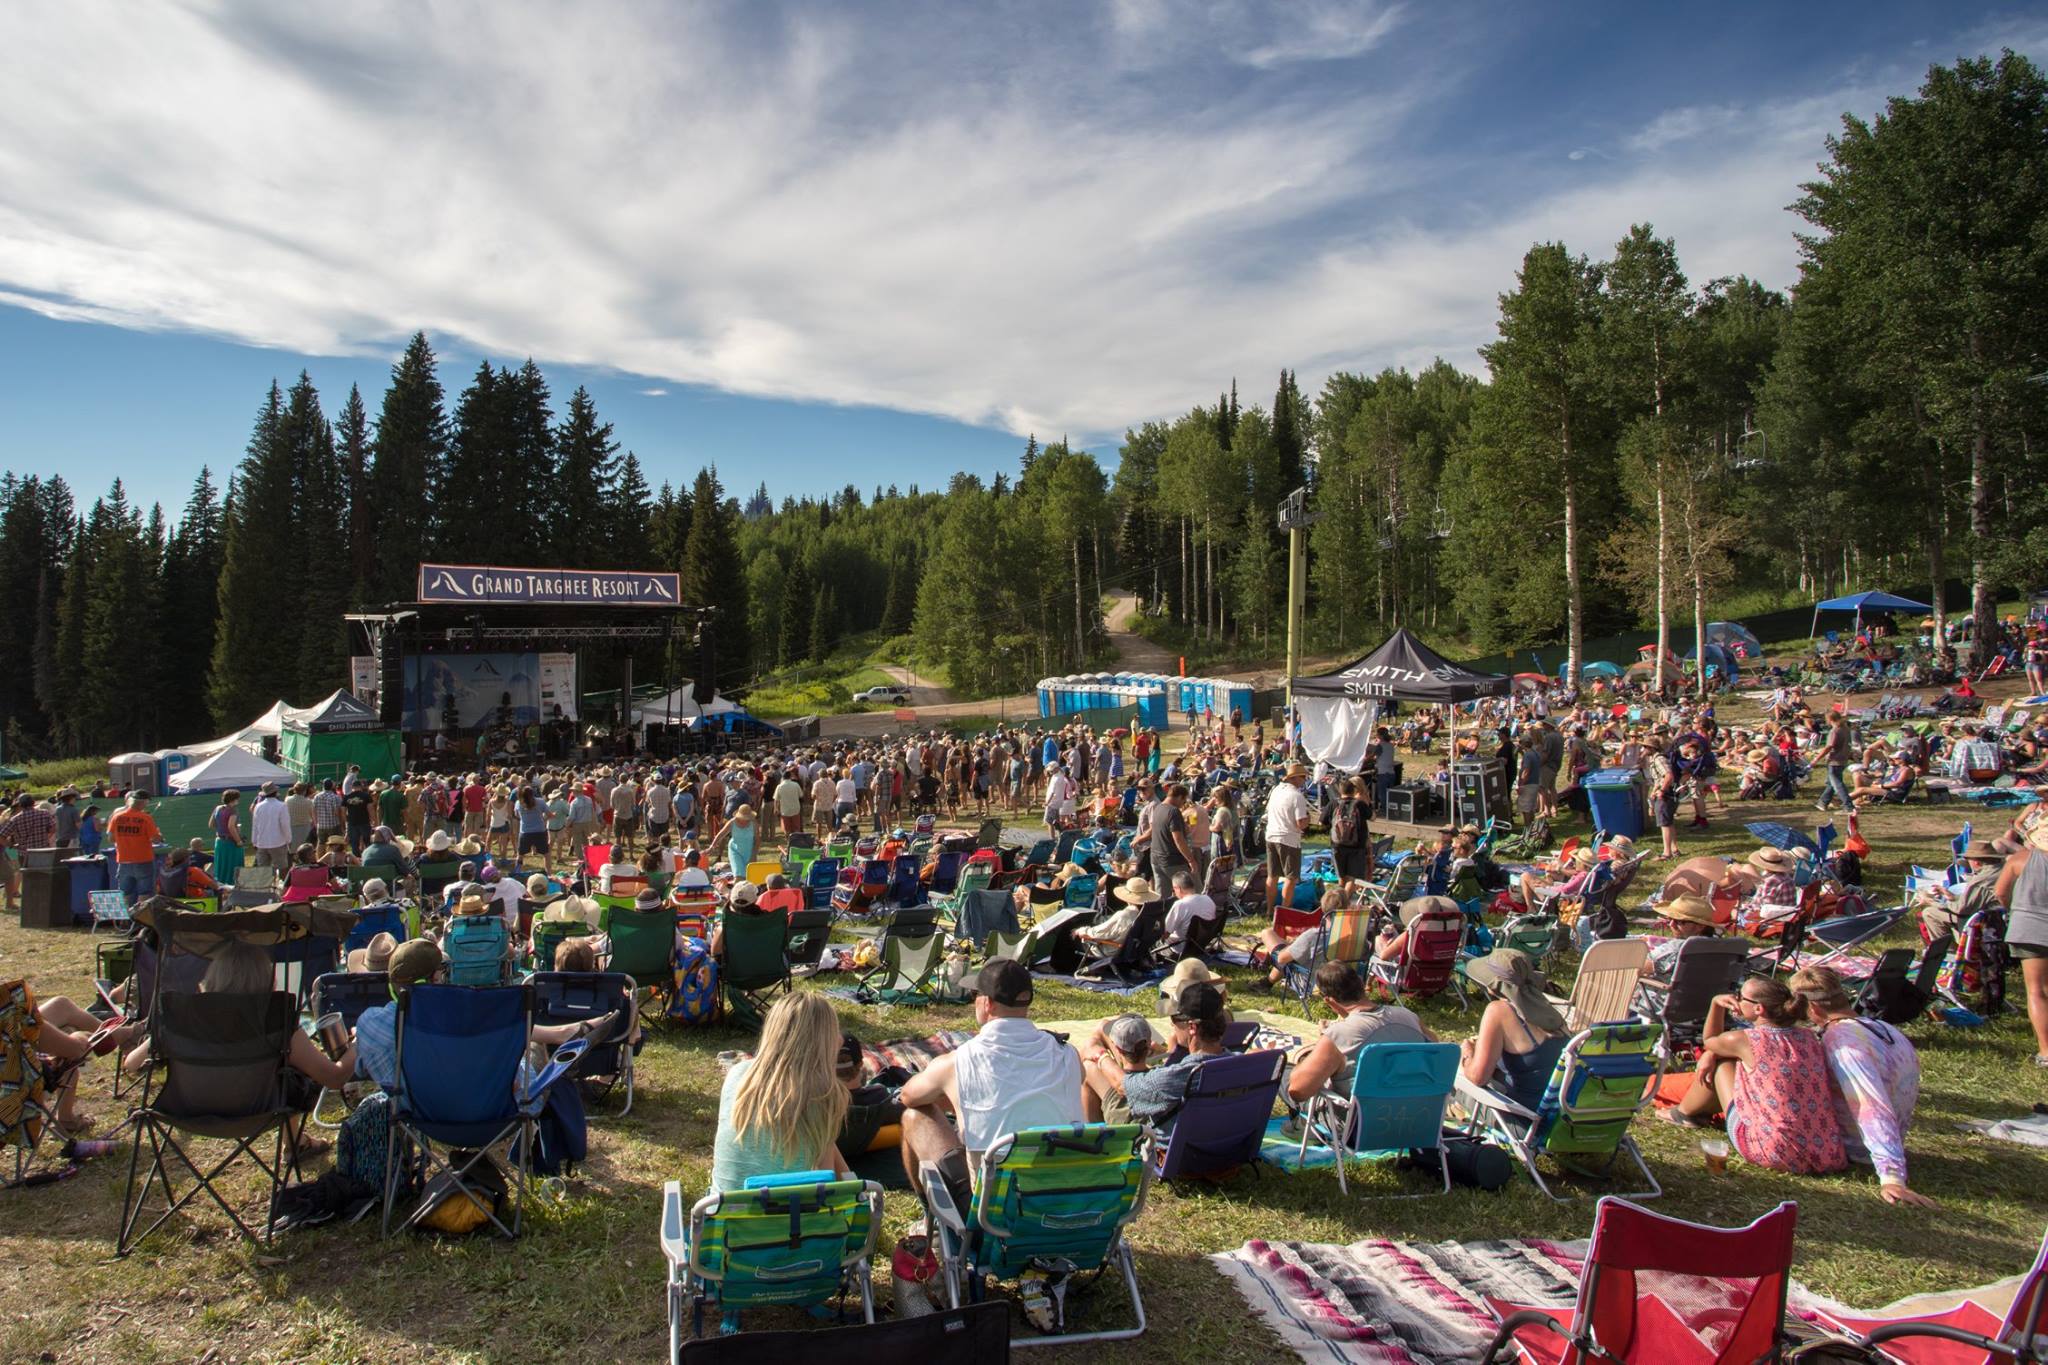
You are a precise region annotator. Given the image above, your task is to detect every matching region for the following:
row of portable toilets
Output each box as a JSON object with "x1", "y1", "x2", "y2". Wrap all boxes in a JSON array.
[{"x1": 1034, "y1": 672, "x2": 1255, "y2": 730}]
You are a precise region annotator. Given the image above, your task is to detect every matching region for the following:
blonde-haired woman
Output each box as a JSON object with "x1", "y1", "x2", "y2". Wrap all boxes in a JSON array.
[{"x1": 711, "y1": 993, "x2": 853, "y2": 1191}]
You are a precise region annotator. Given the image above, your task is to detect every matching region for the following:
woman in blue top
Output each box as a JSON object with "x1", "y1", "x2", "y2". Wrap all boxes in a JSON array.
[
  {"x1": 711, "y1": 992, "x2": 852, "y2": 1192},
  {"x1": 1460, "y1": 949, "x2": 1567, "y2": 1112},
  {"x1": 77, "y1": 805, "x2": 103, "y2": 857}
]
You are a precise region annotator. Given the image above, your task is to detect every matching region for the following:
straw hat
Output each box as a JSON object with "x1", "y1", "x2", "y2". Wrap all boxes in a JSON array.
[
  {"x1": 1655, "y1": 894, "x2": 1716, "y2": 927},
  {"x1": 1747, "y1": 846, "x2": 1796, "y2": 875},
  {"x1": 1398, "y1": 893, "x2": 1461, "y2": 926},
  {"x1": 346, "y1": 931, "x2": 397, "y2": 973},
  {"x1": 1114, "y1": 877, "x2": 1159, "y2": 905},
  {"x1": 1158, "y1": 958, "x2": 1229, "y2": 1015},
  {"x1": 1572, "y1": 846, "x2": 1597, "y2": 869},
  {"x1": 454, "y1": 836, "x2": 484, "y2": 856},
  {"x1": 1462, "y1": 949, "x2": 1564, "y2": 1033},
  {"x1": 1963, "y1": 839, "x2": 2006, "y2": 861},
  {"x1": 325, "y1": 834, "x2": 348, "y2": 850},
  {"x1": 455, "y1": 893, "x2": 493, "y2": 917}
]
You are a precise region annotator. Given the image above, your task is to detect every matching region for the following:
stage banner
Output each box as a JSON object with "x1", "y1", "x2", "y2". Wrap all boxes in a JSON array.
[
  {"x1": 538, "y1": 652, "x2": 578, "y2": 721},
  {"x1": 349, "y1": 655, "x2": 376, "y2": 700},
  {"x1": 405, "y1": 653, "x2": 548, "y2": 732},
  {"x1": 417, "y1": 563, "x2": 680, "y2": 606}
]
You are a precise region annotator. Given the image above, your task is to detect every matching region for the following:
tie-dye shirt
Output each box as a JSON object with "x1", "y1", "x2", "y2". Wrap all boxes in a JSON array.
[{"x1": 1817, "y1": 1016, "x2": 1919, "y2": 1185}]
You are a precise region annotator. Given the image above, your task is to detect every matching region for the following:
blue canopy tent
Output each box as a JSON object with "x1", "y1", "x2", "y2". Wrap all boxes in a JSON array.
[
  {"x1": 1562, "y1": 659, "x2": 1623, "y2": 681},
  {"x1": 1810, "y1": 590, "x2": 1932, "y2": 641}
]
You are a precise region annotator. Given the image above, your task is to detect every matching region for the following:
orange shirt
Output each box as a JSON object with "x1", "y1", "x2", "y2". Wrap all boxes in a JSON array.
[{"x1": 107, "y1": 809, "x2": 160, "y2": 864}]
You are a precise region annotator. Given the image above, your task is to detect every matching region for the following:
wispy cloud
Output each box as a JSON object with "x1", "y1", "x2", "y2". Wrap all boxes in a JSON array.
[
  {"x1": 0, "y1": 2, "x2": 2027, "y2": 445},
  {"x1": 637, "y1": 387, "x2": 670, "y2": 398}
]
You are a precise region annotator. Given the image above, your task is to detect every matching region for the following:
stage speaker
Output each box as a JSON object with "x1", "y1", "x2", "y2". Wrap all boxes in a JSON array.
[
  {"x1": 692, "y1": 627, "x2": 716, "y2": 705},
  {"x1": 378, "y1": 632, "x2": 403, "y2": 728},
  {"x1": 1384, "y1": 782, "x2": 1437, "y2": 825}
]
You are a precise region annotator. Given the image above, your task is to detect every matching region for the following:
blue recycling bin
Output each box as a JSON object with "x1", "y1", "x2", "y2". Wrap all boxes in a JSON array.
[
  {"x1": 65, "y1": 855, "x2": 108, "y2": 922},
  {"x1": 1583, "y1": 768, "x2": 1645, "y2": 841}
]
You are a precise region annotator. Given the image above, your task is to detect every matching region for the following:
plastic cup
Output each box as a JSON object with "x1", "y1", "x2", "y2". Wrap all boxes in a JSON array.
[{"x1": 1700, "y1": 1136, "x2": 1730, "y2": 1174}]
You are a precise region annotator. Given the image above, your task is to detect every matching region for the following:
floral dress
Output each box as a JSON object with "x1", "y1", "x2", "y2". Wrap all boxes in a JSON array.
[{"x1": 1729, "y1": 1024, "x2": 1848, "y2": 1173}]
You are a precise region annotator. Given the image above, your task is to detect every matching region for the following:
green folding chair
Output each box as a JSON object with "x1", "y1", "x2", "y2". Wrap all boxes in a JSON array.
[
  {"x1": 602, "y1": 905, "x2": 678, "y2": 1014},
  {"x1": 857, "y1": 925, "x2": 945, "y2": 1004},
  {"x1": 1458, "y1": 1019, "x2": 1665, "y2": 1202},
  {"x1": 924, "y1": 1123, "x2": 1153, "y2": 1347},
  {"x1": 717, "y1": 909, "x2": 791, "y2": 1028},
  {"x1": 529, "y1": 919, "x2": 581, "y2": 973},
  {"x1": 660, "y1": 1174, "x2": 883, "y2": 1358}
]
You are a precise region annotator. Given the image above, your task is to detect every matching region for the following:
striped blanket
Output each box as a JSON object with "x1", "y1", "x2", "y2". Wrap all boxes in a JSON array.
[
  {"x1": 1212, "y1": 1235, "x2": 1841, "y2": 1364},
  {"x1": 720, "y1": 1029, "x2": 972, "y2": 1084}
]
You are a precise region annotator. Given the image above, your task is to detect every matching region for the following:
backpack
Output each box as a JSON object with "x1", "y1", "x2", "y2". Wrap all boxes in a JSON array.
[
  {"x1": 417, "y1": 1152, "x2": 509, "y2": 1235},
  {"x1": 1331, "y1": 800, "x2": 1362, "y2": 849},
  {"x1": 667, "y1": 935, "x2": 720, "y2": 1023},
  {"x1": 444, "y1": 913, "x2": 510, "y2": 986}
]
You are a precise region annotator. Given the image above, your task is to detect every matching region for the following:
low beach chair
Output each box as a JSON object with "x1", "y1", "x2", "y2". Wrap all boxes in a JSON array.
[
  {"x1": 1298, "y1": 1039, "x2": 1460, "y2": 1196},
  {"x1": 1458, "y1": 1020, "x2": 1664, "y2": 1202}
]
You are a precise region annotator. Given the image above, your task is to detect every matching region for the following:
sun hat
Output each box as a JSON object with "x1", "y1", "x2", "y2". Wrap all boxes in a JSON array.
[
  {"x1": 1462, "y1": 948, "x2": 1564, "y2": 1033},
  {"x1": 1113, "y1": 877, "x2": 1159, "y2": 905},
  {"x1": 1103, "y1": 1013, "x2": 1155, "y2": 1059},
  {"x1": 387, "y1": 937, "x2": 444, "y2": 986},
  {"x1": 525, "y1": 873, "x2": 561, "y2": 903},
  {"x1": 455, "y1": 893, "x2": 493, "y2": 917},
  {"x1": 454, "y1": 836, "x2": 484, "y2": 856},
  {"x1": 1157, "y1": 958, "x2": 1227, "y2": 1014},
  {"x1": 325, "y1": 834, "x2": 348, "y2": 850},
  {"x1": 1654, "y1": 893, "x2": 1717, "y2": 927},
  {"x1": 1284, "y1": 763, "x2": 1309, "y2": 780},
  {"x1": 1573, "y1": 846, "x2": 1597, "y2": 869},
  {"x1": 1747, "y1": 846, "x2": 1796, "y2": 874},
  {"x1": 1398, "y1": 893, "x2": 1461, "y2": 926},
  {"x1": 426, "y1": 830, "x2": 453, "y2": 853},
  {"x1": 346, "y1": 931, "x2": 397, "y2": 973},
  {"x1": 1964, "y1": 839, "x2": 2006, "y2": 861}
]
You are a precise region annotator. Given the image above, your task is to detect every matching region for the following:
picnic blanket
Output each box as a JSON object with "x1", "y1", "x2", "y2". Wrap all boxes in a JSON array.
[
  {"x1": 718, "y1": 1029, "x2": 972, "y2": 1083},
  {"x1": 1210, "y1": 1235, "x2": 1845, "y2": 1364},
  {"x1": 1958, "y1": 1109, "x2": 2048, "y2": 1148}
]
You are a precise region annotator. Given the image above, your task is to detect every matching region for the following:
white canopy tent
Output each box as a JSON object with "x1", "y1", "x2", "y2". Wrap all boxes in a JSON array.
[
  {"x1": 169, "y1": 743, "x2": 297, "y2": 794},
  {"x1": 181, "y1": 700, "x2": 292, "y2": 759},
  {"x1": 627, "y1": 687, "x2": 742, "y2": 730}
]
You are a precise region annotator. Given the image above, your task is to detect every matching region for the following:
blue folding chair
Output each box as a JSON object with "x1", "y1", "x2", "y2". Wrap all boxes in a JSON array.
[
  {"x1": 308, "y1": 970, "x2": 393, "y2": 1129},
  {"x1": 1061, "y1": 875, "x2": 1098, "y2": 909},
  {"x1": 381, "y1": 983, "x2": 585, "y2": 1239},
  {"x1": 530, "y1": 970, "x2": 636, "y2": 1117},
  {"x1": 344, "y1": 902, "x2": 407, "y2": 953},
  {"x1": 1150, "y1": 1049, "x2": 1287, "y2": 1181},
  {"x1": 889, "y1": 856, "x2": 920, "y2": 907},
  {"x1": 930, "y1": 850, "x2": 963, "y2": 896},
  {"x1": 806, "y1": 858, "x2": 842, "y2": 909},
  {"x1": 1299, "y1": 1041, "x2": 1460, "y2": 1196}
]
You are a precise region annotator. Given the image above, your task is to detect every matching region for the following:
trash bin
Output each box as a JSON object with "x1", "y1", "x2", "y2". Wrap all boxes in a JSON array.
[
  {"x1": 66, "y1": 855, "x2": 108, "y2": 922},
  {"x1": 1583, "y1": 768, "x2": 1645, "y2": 840}
]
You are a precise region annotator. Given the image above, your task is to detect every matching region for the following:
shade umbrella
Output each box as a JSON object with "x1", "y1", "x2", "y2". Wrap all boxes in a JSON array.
[
  {"x1": 1581, "y1": 660, "x2": 1623, "y2": 680},
  {"x1": 1660, "y1": 855, "x2": 1729, "y2": 900},
  {"x1": 1743, "y1": 821, "x2": 1819, "y2": 856}
]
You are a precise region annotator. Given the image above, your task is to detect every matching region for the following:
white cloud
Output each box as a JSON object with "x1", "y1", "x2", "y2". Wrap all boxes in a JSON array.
[
  {"x1": 637, "y1": 387, "x2": 670, "y2": 398},
  {"x1": 0, "y1": 2, "x2": 2024, "y2": 448}
]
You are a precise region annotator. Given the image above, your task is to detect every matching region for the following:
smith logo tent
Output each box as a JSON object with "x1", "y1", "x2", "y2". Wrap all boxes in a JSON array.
[{"x1": 1291, "y1": 628, "x2": 1509, "y2": 769}]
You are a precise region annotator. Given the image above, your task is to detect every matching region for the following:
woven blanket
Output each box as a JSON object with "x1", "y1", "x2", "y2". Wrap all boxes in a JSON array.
[
  {"x1": 1211, "y1": 1235, "x2": 1844, "y2": 1364},
  {"x1": 719, "y1": 1029, "x2": 972, "y2": 1083}
]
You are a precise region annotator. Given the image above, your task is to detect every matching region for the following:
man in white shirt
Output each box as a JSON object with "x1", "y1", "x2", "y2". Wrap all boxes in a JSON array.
[
  {"x1": 1042, "y1": 763, "x2": 1075, "y2": 835},
  {"x1": 772, "y1": 771, "x2": 804, "y2": 843},
  {"x1": 250, "y1": 783, "x2": 294, "y2": 870},
  {"x1": 1264, "y1": 763, "x2": 1311, "y2": 910},
  {"x1": 1162, "y1": 868, "x2": 1218, "y2": 947},
  {"x1": 897, "y1": 959, "x2": 1083, "y2": 1210},
  {"x1": 809, "y1": 768, "x2": 837, "y2": 839},
  {"x1": 644, "y1": 778, "x2": 674, "y2": 841}
]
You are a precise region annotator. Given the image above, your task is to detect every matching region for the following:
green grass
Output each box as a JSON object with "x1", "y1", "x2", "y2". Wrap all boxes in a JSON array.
[
  {"x1": 743, "y1": 632, "x2": 951, "y2": 718},
  {"x1": 13, "y1": 756, "x2": 108, "y2": 794},
  {"x1": 7, "y1": 691, "x2": 2048, "y2": 1361}
]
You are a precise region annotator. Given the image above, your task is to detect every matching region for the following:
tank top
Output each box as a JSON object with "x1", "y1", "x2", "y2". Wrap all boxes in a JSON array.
[
  {"x1": 1498, "y1": 1034, "x2": 1566, "y2": 1112},
  {"x1": 1731, "y1": 1025, "x2": 1847, "y2": 1173},
  {"x1": 2009, "y1": 850, "x2": 2048, "y2": 948}
]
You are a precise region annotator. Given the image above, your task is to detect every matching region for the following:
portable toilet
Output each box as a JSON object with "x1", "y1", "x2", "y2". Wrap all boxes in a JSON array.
[
  {"x1": 109, "y1": 752, "x2": 158, "y2": 795},
  {"x1": 153, "y1": 747, "x2": 192, "y2": 793}
]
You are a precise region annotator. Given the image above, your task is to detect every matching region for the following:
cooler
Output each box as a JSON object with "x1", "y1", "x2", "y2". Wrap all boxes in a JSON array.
[{"x1": 1584, "y1": 768, "x2": 1646, "y2": 840}]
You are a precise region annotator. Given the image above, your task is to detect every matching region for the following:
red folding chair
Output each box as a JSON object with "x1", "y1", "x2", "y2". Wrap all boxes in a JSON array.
[
  {"x1": 1367, "y1": 906, "x2": 1468, "y2": 1007},
  {"x1": 1815, "y1": 1225, "x2": 2048, "y2": 1365},
  {"x1": 1482, "y1": 1196, "x2": 1798, "y2": 1365}
]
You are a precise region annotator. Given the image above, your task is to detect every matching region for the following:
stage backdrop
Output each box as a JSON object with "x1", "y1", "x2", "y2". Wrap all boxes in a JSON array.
[{"x1": 404, "y1": 652, "x2": 578, "y2": 732}]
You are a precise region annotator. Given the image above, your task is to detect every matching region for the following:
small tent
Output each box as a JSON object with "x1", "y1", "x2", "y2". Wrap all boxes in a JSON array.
[
  {"x1": 169, "y1": 744, "x2": 297, "y2": 794},
  {"x1": 1703, "y1": 621, "x2": 1762, "y2": 658},
  {"x1": 1810, "y1": 590, "x2": 1932, "y2": 639},
  {"x1": 1291, "y1": 627, "x2": 1509, "y2": 769},
  {"x1": 184, "y1": 699, "x2": 293, "y2": 759},
  {"x1": 279, "y1": 690, "x2": 401, "y2": 786}
]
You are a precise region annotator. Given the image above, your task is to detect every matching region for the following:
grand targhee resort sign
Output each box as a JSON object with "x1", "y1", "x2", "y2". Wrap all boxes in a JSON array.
[{"x1": 417, "y1": 564, "x2": 681, "y2": 607}]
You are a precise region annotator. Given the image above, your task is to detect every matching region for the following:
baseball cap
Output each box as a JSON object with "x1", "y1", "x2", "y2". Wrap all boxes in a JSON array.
[
  {"x1": 975, "y1": 958, "x2": 1034, "y2": 1008},
  {"x1": 1104, "y1": 1014, "x2": 1154, "y2": 1058},
  {"x1": 387, "y1": 938, "x2": 444, "y2": 986},
  {"x1": 1170, "y1": 981, "x2": 1227, "y2": 1024}
]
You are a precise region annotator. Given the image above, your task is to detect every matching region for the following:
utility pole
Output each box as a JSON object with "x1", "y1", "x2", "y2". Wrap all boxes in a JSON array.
[{"x1": 1278, "y1": 486, "x2": 1319, "y2": 712}]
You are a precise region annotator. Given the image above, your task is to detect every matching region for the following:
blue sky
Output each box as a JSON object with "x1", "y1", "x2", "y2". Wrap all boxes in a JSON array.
[{"x1": 1, "y1": 1, "x2": 2042, "y2": 519}]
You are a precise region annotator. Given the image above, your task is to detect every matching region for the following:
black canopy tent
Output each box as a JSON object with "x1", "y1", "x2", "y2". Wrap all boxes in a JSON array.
[{"x1": 1291, "y1": 628, "x2": 1510, "y2": 768}]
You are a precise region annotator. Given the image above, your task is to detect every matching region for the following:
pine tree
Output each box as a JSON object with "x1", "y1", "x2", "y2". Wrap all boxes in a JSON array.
[
  {"x1": 367, "y1": 332, "x2": 446, "y2": 602},
  {"x1": 286, "y1": 373, "x2": 349, "y2": 698},
  {"x1": 810, "y1": 581, "x2": 840, "y2": 660},
  {"x1": 879, "y1": 555, "x2": 914, "y2": 636},
  {"x1": 1271, "y1": 369, "x2": 1308, "y2": 494},
  {"x1": 678, "y1": 467, "x2": 752, "y2": 681},
  {"x1": 162, "y1": 468, "x2": 225, "y2": 740},
  {"x1": 611, "y1": 452, "x2": 652, "y2": 563},
  {"x1": 502, "y1": 359, "x2": 557, "y2": 563},
  {"x1": 552, "y1": 386, "x2": 619, "y2": 567},
  {"x1": 210, "y1": 383, "x2": 303, "y2": 726},
  {"x1": 438, "y1": 361, "x2": 506, "y2": 562},
  {"x1": 778, "y1": 556, "x2": 816, "y2": 664},
  {"x1": 336, "y1": 384, "x2": 373, "y2": 603}
]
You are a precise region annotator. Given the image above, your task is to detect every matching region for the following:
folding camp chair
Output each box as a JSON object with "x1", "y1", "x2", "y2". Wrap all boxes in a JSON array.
[
  {"x1": 1053, "y1": 829, "x2": 1082, "y2": 864},
  {"x1": 381, "y1": 983, "x2": 585, "y2": 1239},
  {"x1": 1556, "y1": 938, "x2": 1649, "y2": 1033},
  {"x1": 927, "y1": 851, "x2": 962, "y2": 897},
  {"x1": 1298, "y1": 1040, "x2": 1461, "y2": 1196},
  {"x1": 1367, "y1": 904, "x2": 1469, "y2": 1008},
  {"x1": 1458, "y1": 1020, "x2": 1665, "y2": 1202},
  {"x1": 1284, "y1": 907, "x2": 1375, "y2": 1016},
  {"x1": 1201, "y1": 853, "x2": 1237, "y2": 910},
  {"x1": 604, "y1": 904, "x2": 680, "y2": 1015},
  {"x1": 955, "y1": 889, "x2": 1020, "y2": 948},
  {"x1": 983, "y1": 925, "x2": 1043, "y2": 966},
  {"x1": 1077, "y1": 902, "x2": 1167, "y2": 984},
  {"x1": 1481, "y1": 1196, "x2": 1797, "y2": 1364},
  {"x1": 937, "y1": 864, "x2": 993, "y2": 915},
  {"x1": 857, "y1": 913, "x2": 945, "y2": 1004},
  {"x1": 885, "y1": 856, "x2": 918, "y2": 908},
  {"x1": 1150, "y1": 1049, "x2": 1286, "y2": 1181},
  {"x1": 1498, "y1": 910, "x2": 1564, "y2": 965},
  {"x1": 234, "y1": 865, "x2": 278, "y2": 892},
  {"x1": 88, "y1": 889, "x2": 133, "y2": 935},
  {"x1": 529, "y1": 918, "x2": 581, "y2": 972},
  {"x1": 1815, "y1": 1223, "x2": 2048, "y2": 1365},
  {"x1": 1939, "y1": 908, "x2": 2010, "y2": 1017},
  {"x1": 806, "y1": 858, "x2": 843, "y2": 909},
  {"x1": 743, "y1": 859, "x2": 783, "y2": 887},
  {"x1": 667, "y1": 1303, "x2": 1008, "y2": 1364},
  {"x1": 1636, "y1": 936, "x2": 1753, "y2": 1060},
  {"x1": 2, "y1": 979, "x2": 106, "y2": 1188},
  {"x1": 660, "y1": 1173, "x2": 885, "y2": 1357},
  {"x1": 719, "y1": 909, "x2": 792, "y2": 1023},
  {"x1": 1856, "y1": 946, "x2": 1942, "y2": 1025},
  {"x1": 784, "y1": 908, "x2": 836, "y2": 975},
  {"x1": 530, "y1": 970, "x2": 637, "y2": 1118},
  {"x1": 1061, "y1": 875, "x2": 1099, "y2": 910},
  {"x1": 306, "y1": 970, "x2": 393, "y2": 1129},
  {"x1": 117, "y1": 989, "x2": 305, "y2": 1253},
  {"x1": 1805, "y1": 902, "x2": 1910, "y2": 967},
  {"x1": 344, "y1": 901, "x2": 406, "y2": 954},
  {"x1": 923, "y1": 1123, "x2": 1154, "y2": 1348}
]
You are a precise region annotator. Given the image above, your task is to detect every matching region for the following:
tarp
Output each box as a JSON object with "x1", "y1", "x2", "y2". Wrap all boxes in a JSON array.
[
  {"x1": 281, "y1": 689, "x2": 383, "y2": 733},
  {"x1": 169, "y1": 744, "x2": 297, "y2": 794},
  {"x1": 1291, "y1": 628, "x2": 1510, "y2": 704},
  {"x1": 1296, "y1": 695, "x2": 1379, "y2": 771},
  {"x1": 1814, "y1": 591, "x2": 1932, "y2": 613}
]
